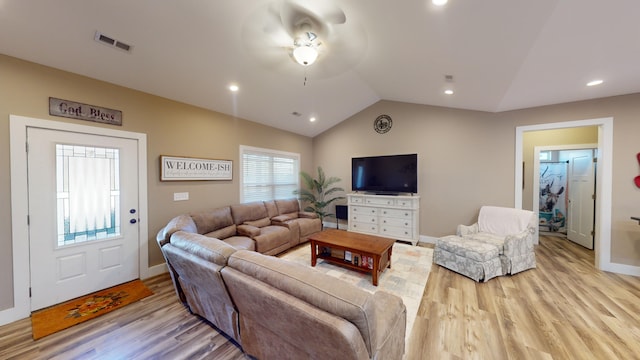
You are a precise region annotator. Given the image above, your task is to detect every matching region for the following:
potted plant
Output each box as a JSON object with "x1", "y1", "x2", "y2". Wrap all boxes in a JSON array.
[{"x1": 294, "y1": 167, "x2": 345, "y2": 228}]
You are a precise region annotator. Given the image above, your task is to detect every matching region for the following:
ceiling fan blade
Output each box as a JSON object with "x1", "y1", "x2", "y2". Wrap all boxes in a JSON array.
[
  {"x1": 311, "y1": 23, "x2": 367, "y2": 78},
  {"x1": 280, "y1": 0, "x2": 345, "y2": 39}
]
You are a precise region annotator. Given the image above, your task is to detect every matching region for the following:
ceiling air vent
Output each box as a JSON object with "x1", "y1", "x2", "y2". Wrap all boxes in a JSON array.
[{"x1": 94, "y1": 31, "x2": 132, "y2": 53}]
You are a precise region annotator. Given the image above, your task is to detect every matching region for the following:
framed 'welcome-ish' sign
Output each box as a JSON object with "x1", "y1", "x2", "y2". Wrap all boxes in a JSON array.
[{"x1": 160, "y1": 155, "x2": 232, "y2": 181}]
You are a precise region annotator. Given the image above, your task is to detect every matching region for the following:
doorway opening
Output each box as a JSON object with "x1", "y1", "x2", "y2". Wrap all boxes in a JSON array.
[
  {"x1": 534, "y1": 145, "x2": 597, "y2": 250},
  {"x1": 515, "y1": 117, "x2": 613, "y2": 271}
]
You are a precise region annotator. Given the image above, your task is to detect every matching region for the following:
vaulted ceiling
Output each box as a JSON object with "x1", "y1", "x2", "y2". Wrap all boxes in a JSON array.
[{"x1": 1, "y1": 0, "x2": 638, "y2": 137}]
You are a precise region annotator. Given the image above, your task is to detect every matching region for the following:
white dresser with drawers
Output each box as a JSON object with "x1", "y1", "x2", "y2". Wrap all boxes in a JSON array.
[{"x1": 347, "y1": 193, "x2": 420, "y2": 245}]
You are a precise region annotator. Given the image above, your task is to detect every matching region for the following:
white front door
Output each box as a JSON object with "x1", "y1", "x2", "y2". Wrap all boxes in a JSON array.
[
  {"x1": 564, "y1": 149, "x2": 596, "y2": 249},
  {"x1": 27, "y1": 127, "x2": 140, "y2": 311}
]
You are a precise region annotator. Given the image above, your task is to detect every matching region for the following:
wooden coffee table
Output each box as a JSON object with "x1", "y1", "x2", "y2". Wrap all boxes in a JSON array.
[{"x1": 308, "y1": 229, "x2": 395, "y2": 286}]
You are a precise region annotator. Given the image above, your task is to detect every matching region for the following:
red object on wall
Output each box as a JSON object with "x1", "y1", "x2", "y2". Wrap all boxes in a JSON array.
[{"x1": 635, "y1": 152, "x2": 640, "y2": 188}]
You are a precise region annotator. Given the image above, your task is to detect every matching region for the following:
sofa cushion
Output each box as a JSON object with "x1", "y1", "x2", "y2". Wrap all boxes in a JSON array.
[
  {"x1": 274, "y1": 198, "x2": 300, "y2": 215},
  {"x1": 223, "y1": 236, "x2": 256, "y2": 251},
  {"x1": 190, "y1": 206, "x2": 234, "y2": 235},
  {"x1": 231, "y1": 202, "x2": 268, "y2": 225},
  {"x1": 204, "y1": 224, "x2": 237, "y2": 240},
  {"x1": 227, "y1": 250, "x2": 379, "y2": 355},
  {"x1": 263, "y1": 200, "x2": 279, "y2": 218},
  {"x1": 170, "y1": 231, "x2": 237, "y2": 265},
  {"x1": 244, "y1": 217, "x2": 271, "y2": 228},
  {"x1": 465, "y1": 232, "x2": 508, "y2": 254}
]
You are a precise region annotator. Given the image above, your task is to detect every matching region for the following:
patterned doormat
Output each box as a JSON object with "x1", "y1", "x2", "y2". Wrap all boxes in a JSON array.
[
  {"x1": 280, "y1": 242, "x2": 433, "y2": 343},
  {"x1": 31, "y1": 279, "x2": 153, "y2": 340}
]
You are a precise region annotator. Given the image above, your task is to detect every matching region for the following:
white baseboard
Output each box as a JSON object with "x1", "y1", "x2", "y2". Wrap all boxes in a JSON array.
[
  {"x1": 601, "y1": 262, "x2": 640, "y2": 277},
  {"x1": 322, "y1": 221, "x2": 348, "y2": 230},
  {"x1": 418, "y1": 235, "x2": 438, "y2": 244},
  {"x1": 143, "y1": 263, "x2": 169, "y2": 279},
  {"x1": 0, "y1": 304, "x2": 27, "y2": 327}
]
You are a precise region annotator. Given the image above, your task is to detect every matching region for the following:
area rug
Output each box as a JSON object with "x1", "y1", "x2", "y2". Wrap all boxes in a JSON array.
[
  {"x1": 280, "y1": 242, "x2": 432, "y2": 343},
  {"x1": 31, "y1": 279, "x2": 153, "y2": 340}
]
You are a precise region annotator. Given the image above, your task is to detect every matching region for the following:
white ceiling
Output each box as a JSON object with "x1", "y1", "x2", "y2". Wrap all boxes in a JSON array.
[{"x1": 1, "y1": 0, "x2": 638, "y2": 137}]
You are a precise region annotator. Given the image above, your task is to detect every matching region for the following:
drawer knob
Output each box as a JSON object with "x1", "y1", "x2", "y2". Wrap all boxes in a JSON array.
[{"x1": 371, "y1": 219, "x2": 375, "y2": 222}]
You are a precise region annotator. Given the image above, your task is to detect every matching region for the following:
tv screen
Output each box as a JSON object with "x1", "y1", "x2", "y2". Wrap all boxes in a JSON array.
[{"x1": 352, "y1": 154, "x2": 418, "y2": 194}]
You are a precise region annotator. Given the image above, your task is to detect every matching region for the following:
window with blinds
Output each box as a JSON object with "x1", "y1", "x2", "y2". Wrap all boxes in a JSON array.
[{"x1": 240, "y1": 145, "x2": 300, "y2": 203}]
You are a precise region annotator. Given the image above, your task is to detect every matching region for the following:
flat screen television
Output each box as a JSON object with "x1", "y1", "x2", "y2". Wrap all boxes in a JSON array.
[{"x1": 351, "y1": 154, "x2": 418, "y2": 194}]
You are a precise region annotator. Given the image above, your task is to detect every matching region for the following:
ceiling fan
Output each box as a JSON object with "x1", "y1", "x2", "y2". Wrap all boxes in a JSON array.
[{"x1": 242, "y1": 0, "x2": 367, "y2": 78}]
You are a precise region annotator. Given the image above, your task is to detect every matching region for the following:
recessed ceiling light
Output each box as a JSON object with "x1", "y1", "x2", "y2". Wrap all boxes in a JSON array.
[
  {"x1": 444, "y1": 89, "x2": 454, "y2": 95},
  {"x1": 586, "y1": 80, "x2": 603, "y2": 87},
  {"x1": 229, "y1": 84, "x2": 239, "y2": 92},
  {"x1": 432, "y1": 0, "x2": 448, "y2": 6},
  {"x1": 309, "y1": 117, "x2": 316, "y2": 122}
]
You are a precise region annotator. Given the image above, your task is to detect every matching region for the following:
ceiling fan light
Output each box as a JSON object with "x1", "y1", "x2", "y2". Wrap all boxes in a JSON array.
[{"x1": 293, "y1": 45, "x2": 318, "y2": 66}]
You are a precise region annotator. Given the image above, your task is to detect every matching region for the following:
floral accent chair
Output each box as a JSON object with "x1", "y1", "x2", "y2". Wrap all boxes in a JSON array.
[{"x1": 434, "y1": 206, "x2": 537, "y2": 282}]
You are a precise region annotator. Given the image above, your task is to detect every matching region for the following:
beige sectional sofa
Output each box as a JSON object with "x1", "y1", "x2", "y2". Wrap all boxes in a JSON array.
[
  {"x1": 222, "y1": 250, "x2": 406, "y2": 360},
  {"x1": 156, "y1": 198, "x2": 407, "y2": 359}
]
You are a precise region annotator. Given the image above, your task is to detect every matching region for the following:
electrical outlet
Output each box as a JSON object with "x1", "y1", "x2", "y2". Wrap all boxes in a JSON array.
[{"x1": 173, "y1": 192, "x2": 189, "y2": 201}]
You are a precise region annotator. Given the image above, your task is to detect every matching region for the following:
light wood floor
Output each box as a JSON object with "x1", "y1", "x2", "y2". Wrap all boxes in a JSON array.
[
  {"x1": 408, "y1": 235, "x2": 640, "y2": 360},
  {"x1": 1, "y1": 235, "x2": 639, "y2": 359}
]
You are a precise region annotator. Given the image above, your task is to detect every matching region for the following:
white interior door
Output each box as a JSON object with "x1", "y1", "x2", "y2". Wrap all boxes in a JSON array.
[
  {"x1": 563, "y1": 149, "x2": 595, "y2": 249},
  {"x1": 27, "y1": 127, "x2": 140, "y2": 311}
]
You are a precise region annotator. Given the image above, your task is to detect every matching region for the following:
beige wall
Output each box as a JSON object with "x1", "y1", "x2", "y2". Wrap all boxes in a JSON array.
[
  {"x1": 521, "y1": 127, "x2": 598, "y2": 211},
  {"x1": 314, "y1": 95, "x2": 640, "y2": 266},
  {"x1": 313, "y1": 100, "x2": 502, "y2": 235},
  {"x1": 2, "y1": 52, "x2": 640, "y2": 314},
  {"x1": 0, "y1": 55, "x2": 314, "y2": 311}
]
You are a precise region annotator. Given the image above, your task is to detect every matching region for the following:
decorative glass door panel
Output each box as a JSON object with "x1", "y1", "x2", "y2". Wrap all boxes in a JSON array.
[{"x1": 56, "y1": 144, "x2": 121, "y2": 247}]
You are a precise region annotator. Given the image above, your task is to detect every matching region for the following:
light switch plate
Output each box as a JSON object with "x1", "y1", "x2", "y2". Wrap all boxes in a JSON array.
[{"x1": 173, "y1": 192, "x2": 189, "y2": 201}]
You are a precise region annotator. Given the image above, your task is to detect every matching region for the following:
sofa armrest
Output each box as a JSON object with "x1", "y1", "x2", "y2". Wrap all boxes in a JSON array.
[
  {"x1": 271, "y1": 214, "x2": 294, "y2": 223},
  {"x1": 298, "y1": 211, "x2": 318, "y2": 219},
  {"x1": 237, "y1": 224, "x2": 261, "y2": 238},
  {"x1": 457, "y1": 223, "x2": 478, "y2": 237},
  {"x1": 503, "y1": 228, "x2": 534, "y2": 257},
  {"x1": 371, "y1": 291, "x2": 406, "y2": 358},
  {"x1": 157, "y1": 215, "x2": 197, "y2": 247},
  {"x1": 169, "y1": 231, "x2": 236, "y2": 266}
]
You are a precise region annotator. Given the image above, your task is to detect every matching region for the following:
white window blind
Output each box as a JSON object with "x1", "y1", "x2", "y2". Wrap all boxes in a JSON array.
[{"x1": 240, "y1": 145, "x2": 299, "y2": 203}]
